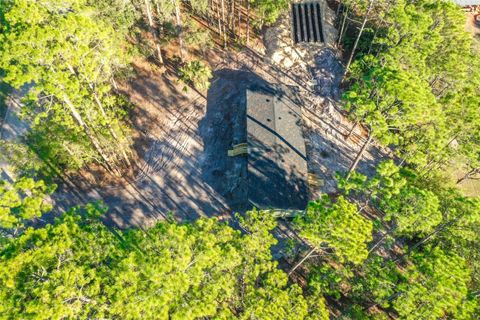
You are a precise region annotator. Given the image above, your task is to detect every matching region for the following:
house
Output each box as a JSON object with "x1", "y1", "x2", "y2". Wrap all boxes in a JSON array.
[
  {"x1": 455, "y1": 0, "x2": 480, "y2": 6},
  {"x1": 455, "y1": 0, "x2": 480, "y2": 12},
  {"x1": 245, "y1": 85, "x2": 309, "y2": 211}
]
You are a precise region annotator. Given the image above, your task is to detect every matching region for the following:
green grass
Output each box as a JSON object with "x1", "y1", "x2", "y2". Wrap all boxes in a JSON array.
[
  {"x1": 446, "y1": 158, "x2": 480, "y2": 197},
  {"x1": 456, "y1": 174, "x2": 480, "y2": 197}
]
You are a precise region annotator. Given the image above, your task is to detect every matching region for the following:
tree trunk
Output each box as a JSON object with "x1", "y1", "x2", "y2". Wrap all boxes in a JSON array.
[
  {"x1": 221, "y1": 0, "x2": 227, "y2": 48},
  {"x1": 345, "y1": 120, "x2": 358, "y2": 140},
  {"x1": 230, "y1": 0, "x2": 235, "y2": 31},
  {"x1": 390, "y1": 210, "x2": 469, "y2": 265},
  {"x1": 62, "y1": 94, "x2": 115, "y2": 173},
  {"x1": 367, "y1": 16, "x2": 384, "y2": 55},
  {"x1": 237, "y1": 1, "x2": 242, "y2": 39},
  {"x1": 345, "y1": 0, "x2": 375, "y2": 74},
  {"x1": 337, "y1": 6, "x2": 349, "y2": 45},
  {"x1": 335, "y1": 0, "x2": 343, "y2": 18},
  {"x1": 111, "y1": 77, "x2": 119, "y2": 91},
  {"x1": 368, "y1": 229, "x2": 391, "y2": 254},
  {"x1": 88, "y1": 85, "x2": 131, "y2": 167},
  {"x1": 457, "y1": 167, "x2": 480, "y2": 184},
  {"x1": 216, "y1": 0, "x2": 222, "y2": 36},
  {"x1": 64, "y1": 62, "x2": 131, "y2": 166},
  {"x1": 173, "y1": 1, "x2": 185, "y2": 59},
  {"x1": 288, "y1": 247, "x2": 316, "y2": 276},
  {"x1": 246, "y1": 0, "x2": 250, "y2": 45},
  {"x1": 420, "y1": 132, "x2": 460, "y2": 174},
  {"x1": 347, "y1": 130, "x2": 373, "y2": 179},
  {"x1": 144, "y1": 0, "x2": 164, "y2": 64}
]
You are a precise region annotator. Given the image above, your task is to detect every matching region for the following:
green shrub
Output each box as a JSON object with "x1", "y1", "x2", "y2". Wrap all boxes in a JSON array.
[{"x1": 179, "y1": 60, "x2": 212, "y2": 91}]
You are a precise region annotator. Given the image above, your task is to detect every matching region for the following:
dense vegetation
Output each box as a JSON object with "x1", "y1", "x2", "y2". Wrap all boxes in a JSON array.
[
  {"x1": 0, "y1": 208, "x2": 329, "y2": 319},
  {"x1": 0, "y1": 0, "x2": 479, "y2": 319}
]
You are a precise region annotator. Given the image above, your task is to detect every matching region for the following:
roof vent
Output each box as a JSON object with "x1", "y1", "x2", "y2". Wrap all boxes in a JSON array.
[{"x1": 292, "y1": 2, "x2": 324, "y2": 44}]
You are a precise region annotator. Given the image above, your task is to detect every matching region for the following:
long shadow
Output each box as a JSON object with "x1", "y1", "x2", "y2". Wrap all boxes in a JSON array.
[
  {"x1": 199, "y1": 69, "x2": 309, "y2": 213},
  {"x1": 311, "y1": 48, "x2": 344, "y2": 100},
  {"x1": 47, "y1": 58, "x2": 384, "y2": 229},
  {"x1": 247, "y1": 115, "x2": 307, "y2": 161}
]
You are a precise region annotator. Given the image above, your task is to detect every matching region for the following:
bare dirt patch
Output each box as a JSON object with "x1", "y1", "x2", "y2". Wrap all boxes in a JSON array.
[
  {"x1": 49, "y1": 41, "x2": 387, "y2": 228},
  {"x1": 51, "y1": 55, "x2": 231, "y2": 227}
]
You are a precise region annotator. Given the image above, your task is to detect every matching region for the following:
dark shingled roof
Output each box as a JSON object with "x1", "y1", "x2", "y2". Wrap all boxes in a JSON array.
[{"x1": 246, "y1": 85, "x2": 308, "y2": 210}]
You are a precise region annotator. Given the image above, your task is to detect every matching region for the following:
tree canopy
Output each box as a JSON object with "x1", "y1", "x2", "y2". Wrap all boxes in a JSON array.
[
  {"x1": 294, "y1": 195, "x2": 373, "y2": 265},
  {"x1": 0, "y1": 177, "x2": 54, "y2": 231},
  {"x1": 0, "y1": 207, "x2": 329, "y2": 319},
  {"x1": 0, "y1": 0, "x2": 479, "y2": 319},
  {"x1": 343, "y1": 0, "x2": 480, "y2": 173},
  {"x1": 0, "y1": 0, "x2": 132, "y2": 171}
]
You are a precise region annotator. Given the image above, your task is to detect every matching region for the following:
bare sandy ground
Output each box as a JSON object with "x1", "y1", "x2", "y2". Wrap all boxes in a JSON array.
[
  {"x1": 0, "y1": 39, "x2": 387, "y2": 229},
  {"x1": 47, "y1": 45, "x2": 386, "y2": 228}
]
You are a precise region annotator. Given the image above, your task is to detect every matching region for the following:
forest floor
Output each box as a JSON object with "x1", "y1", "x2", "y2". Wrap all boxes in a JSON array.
[
  {"x1": 0, "y1": 4, "x2": 388, "y2": 228},
  {"x1": 46, "y1": 39, "x2": 388, "y2": 228}
]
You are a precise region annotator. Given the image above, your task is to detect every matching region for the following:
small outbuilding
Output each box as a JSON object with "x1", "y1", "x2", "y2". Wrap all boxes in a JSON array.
[
  {"x1": 455, "y1": 0, "x2": 480, "y2": 6},
  {"x1": 455, "y1": 0, "x2": 480, "y2": 13}
]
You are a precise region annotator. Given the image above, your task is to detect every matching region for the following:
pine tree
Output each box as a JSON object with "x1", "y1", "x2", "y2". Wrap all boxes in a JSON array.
[
  {"x1": 0, "y1": 0, "x2": 132, "y2": 172},
  {"x1": 0, "y1": 207, "x2": 329, "y2": 319},
  {"x1": 293, "y1": 195, "x2": 373, "y2": 266},
  {"x1": 393, "y1": 247, "x2": 473, "y2": 319},
  {"x1": 0, "y1": 177, "x2": 54, "y2": 232},
  {"x1": 342, "y1": 0, "x2": 480, "y2": 174},
  {"x1": 340, "y1": 161, "x2": 443, "y2": 237},
  {"x1": 250, "y1": 0, "x2": 290, "y2": 26}
]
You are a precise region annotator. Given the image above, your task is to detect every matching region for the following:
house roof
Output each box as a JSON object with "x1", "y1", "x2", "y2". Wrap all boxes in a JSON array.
[
  {"x1": 246, "y1": 85, "x2": 308, "y2": 210},
  {"x1": 455, "y1": 0, "x2": 480, "y2": 6}
]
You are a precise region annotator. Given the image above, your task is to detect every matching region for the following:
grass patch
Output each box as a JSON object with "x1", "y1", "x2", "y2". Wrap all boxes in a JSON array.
[{"x1": 446, "y1": 158, "x2": 480, "y2": 197}]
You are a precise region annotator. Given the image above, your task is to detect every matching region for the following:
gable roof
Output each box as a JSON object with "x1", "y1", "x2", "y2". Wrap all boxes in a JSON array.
[{"x1": 246, "y1": 85, "x2": 308, "y2": 210}]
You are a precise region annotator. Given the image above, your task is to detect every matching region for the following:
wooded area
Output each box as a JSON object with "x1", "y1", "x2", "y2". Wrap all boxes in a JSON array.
[{"x1": 0, "y1": 0, "x2": 479, "y2": 319}]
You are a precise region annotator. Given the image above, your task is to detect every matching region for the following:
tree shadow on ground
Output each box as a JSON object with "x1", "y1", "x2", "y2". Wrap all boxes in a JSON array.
[
  {"x1": 47, "y1": 56, "x2": 387, "y2": 229},
  {"x1": 199, "y1": 69, "x2": 309, "y2": 213}
]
